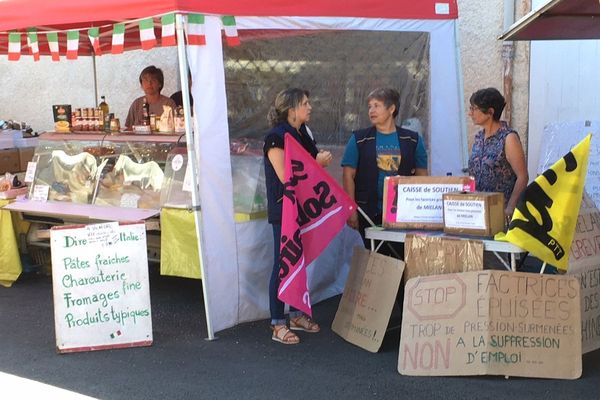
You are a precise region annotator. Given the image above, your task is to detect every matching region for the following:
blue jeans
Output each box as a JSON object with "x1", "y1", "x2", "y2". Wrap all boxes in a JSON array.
[{"x1": 270, "y1": 224, "x2": 301, "y2": 325}]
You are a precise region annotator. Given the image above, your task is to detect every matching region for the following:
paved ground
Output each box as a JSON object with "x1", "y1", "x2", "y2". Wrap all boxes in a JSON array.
[{"x1": 2, "y1": 268, "x2": 600, "y2": 400}]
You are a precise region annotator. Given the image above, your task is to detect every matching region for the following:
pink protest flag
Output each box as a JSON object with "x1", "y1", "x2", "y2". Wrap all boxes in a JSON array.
[{"x1": 278, "y1": 134, "x2": 357, "y2": 316}]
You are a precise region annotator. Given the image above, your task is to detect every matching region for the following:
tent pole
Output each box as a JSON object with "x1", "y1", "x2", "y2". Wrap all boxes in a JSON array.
[
  {"x1": 92, "y1": 53, "x2": 98, "y2": 106},
  {"x1": 175, "y1": 13, "x2": 216, "y2": 341},
  {"x1": 454, "y1": 21, "x2": 468, "y2": 172}
]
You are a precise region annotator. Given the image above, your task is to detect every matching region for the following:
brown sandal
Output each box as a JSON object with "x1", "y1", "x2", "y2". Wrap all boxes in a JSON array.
[
  {"x1": 290, "y1": 315, "x2": 320, "y2": 333},
  {"x1": 271, "y1": 325, "x2": 300, "y2": 345}
]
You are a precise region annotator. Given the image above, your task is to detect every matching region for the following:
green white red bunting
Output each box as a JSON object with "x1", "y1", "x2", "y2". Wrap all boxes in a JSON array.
[
  {"x1": 112, "y1": 23, "x2": 125, "y2": 54},
  {"x1": 187, "y1": 14, "x2": 206, "y2": 45},
  {"x1": 46, "y1": 32, "x2": 59, "y2": 61},
  {"x1": 8, "y1": 32, "x2": 21, "y2": 61},
  {"x1": 27, "y1": 29, "x2": 40, "y2": 61},
  {"x1": 161, "y1": 14, "x2": 176, "y2": 46},
  {"x1": 88, "y1": 27, "x2": 101, "y2": 55},
  {"x1": 221, "y1": 16, "x2": 240, "y2": 47},
  {"x1": 139, "y1": 18, "x2": 156, "y2": 50},
  {"x1": 66, "y1": 30, "x2": 79, "y2": 60},
  {"x1": 5, "y1": 13, "x2": 238, "y2": 61}
]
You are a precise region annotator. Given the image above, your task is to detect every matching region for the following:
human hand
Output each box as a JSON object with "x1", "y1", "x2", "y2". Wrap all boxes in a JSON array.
[
  {"x1": 347, "y1": 212, "x2": 359, "y2": 230},
  {"x1": 316, "y1": 150, "x2": 333, "y2": 167},
  {"x1": 504, "y1": 206, "x2": 514, "y2": 226}
]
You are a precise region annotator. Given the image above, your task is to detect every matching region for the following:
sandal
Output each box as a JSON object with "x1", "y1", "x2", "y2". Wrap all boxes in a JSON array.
[
  {"x1": 290, "y1": 315, "x2": 320, "y2": 333},
  {"x1": 271, "y1": 325, "x2": 300, "y2": 345}
]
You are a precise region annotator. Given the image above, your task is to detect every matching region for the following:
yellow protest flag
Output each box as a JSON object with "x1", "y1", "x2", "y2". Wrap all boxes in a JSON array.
[{"x1": 495, "y1": 134, "x2": 591, "y2": 271}]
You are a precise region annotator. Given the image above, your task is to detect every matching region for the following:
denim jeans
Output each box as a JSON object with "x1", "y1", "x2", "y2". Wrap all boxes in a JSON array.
[{"x1": 269, "y1": 224, "x2": 301, "y2": 325}]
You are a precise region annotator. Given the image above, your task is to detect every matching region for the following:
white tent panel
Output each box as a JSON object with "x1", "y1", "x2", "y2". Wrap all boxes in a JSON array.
[
  {"x1": 528, "y1": 39, "x2": 600, "y2": 177},
  {"x1": 191, "y1": 16, "x2": 465, "y2": 333},
  {"x1": 237, "y1": 17, "x2": 466, "y2": 176}
]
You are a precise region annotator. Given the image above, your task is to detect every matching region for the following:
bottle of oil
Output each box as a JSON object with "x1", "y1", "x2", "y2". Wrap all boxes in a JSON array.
[
  {"x1": 99, "y1": 96, "x2": 110, "y2": 131},
  {"x1": 142, "y1": 97, "x2": 150, "y2": 126},
  {"x1": 99, "y1": 96, "x2": 109, "y2": 117}
]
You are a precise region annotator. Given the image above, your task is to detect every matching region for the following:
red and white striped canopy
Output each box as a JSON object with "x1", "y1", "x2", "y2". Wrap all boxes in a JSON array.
[{"x1": 0, "y1": 0, "x2": 458, "y2": 56}]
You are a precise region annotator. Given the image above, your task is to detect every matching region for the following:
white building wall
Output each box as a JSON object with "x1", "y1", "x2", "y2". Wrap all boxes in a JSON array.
[
  {"x1": 0, "y1": 48, "x2": 179, "y2": 132},
  {"x1": 457, "y1": 0, "x2": 531, "y2": 161},
  {"x1": 528, "y1": 0, "x2": 600, "y2": 176}
]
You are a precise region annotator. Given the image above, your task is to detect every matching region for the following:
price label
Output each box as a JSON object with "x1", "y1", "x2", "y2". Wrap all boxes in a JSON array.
[
  {"x1": 31, "y1": 184, "x2": 49, "y2": 202},
  {"x1": 120, "y1": 193, "x2": 140, "y2": 208},
  {"x1": 24, "y1": 161, "x2": 37, "y2": 183}
]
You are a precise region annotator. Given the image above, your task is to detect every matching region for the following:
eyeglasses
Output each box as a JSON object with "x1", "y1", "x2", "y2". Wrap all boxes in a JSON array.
[{"x1": 469, "y1": 105, "x2": 486, "y2": 113}]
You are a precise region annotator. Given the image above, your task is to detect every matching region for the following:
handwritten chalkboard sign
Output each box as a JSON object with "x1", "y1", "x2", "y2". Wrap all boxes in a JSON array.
[{"x1": 50, "y1": 222, "x2": 153, "y2": 353}]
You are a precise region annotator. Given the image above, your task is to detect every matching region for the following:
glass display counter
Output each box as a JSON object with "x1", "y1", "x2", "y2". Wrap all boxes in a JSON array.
[
  {"x1": 29, "y1": 132, "x2": 183, "y2": 209},
  {"x1": 161, "y1": 145, "x2": 267, "y2": 218},
  {"x1": 26, "y1": 132, "x2": 267, "y2": 217}
]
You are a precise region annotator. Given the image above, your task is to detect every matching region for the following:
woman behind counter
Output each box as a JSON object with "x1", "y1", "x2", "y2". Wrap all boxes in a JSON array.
[
  {"x1": 125, "y1": 65, "x2": 176, "y2": 129},
  {"x1": 467, "y1": 88, "x2": 528, "y2": 223},
  {"x1": 263, "y1": 88, "x2": 332, "y2": 345}
]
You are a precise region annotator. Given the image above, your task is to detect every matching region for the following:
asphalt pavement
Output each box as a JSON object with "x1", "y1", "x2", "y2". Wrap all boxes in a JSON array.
[{"x1": 2, "y1": 268, "x2": 600, "y2": 400}]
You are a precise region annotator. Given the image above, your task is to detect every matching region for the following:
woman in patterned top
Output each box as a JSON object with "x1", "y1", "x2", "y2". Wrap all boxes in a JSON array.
[{"x1": 467, "y1": 88, "x2": 528, "y2": 224}]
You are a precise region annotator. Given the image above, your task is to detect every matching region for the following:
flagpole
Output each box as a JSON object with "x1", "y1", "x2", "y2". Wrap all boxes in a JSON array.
[{"x1": 357, "y1": 206, "x2": 400, "y2": 259}]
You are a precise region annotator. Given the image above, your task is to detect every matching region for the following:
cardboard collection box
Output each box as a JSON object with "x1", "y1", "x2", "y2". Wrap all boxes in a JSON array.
[
  {"x1": 0, "y1": 148, "x2": 20, "y2": 174},
  {"x1": 442, "y1": 191, "x2": 505, "y2": 237},
  {"x1": 382, "y1": 176, "x2": 475, "y2": 230}
]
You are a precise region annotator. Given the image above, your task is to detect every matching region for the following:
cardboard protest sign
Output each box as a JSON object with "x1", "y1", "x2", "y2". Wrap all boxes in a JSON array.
[
  {"x1": 332, "y1": 247, "x2": 404, "y2": 352},
  {"x1": 399, "y1": 271, "x2": 582, "y2": 379},
  {"x1": 404, "y1": 235, "x2": 483, "y2": 282},
  {"x1": 50, "y1": 222, "x2": 153, "y2": 353},
  {"x1": 566, "y1": 192, "x2": 600, "y2": 354}
]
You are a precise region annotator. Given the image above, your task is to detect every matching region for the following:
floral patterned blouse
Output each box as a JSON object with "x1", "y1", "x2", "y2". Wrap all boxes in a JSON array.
[{"x1": 468, "y1": 122, "x2": 519, "y2": 206}]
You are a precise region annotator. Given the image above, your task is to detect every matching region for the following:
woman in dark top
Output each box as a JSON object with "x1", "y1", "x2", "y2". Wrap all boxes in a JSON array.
[
  {"x1": 467, "y1": 88, "x2": 528, "y2": 224},
  {"x1": 263, "y1": 88, "x2": 332, "y2": 345}
]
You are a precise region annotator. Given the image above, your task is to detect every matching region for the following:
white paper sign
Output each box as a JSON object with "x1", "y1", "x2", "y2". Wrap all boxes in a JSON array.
[
  {"x1": 85, "y1": 222, "x2": 120, "y2": 247},
  {"x1": 443, "y1": 199, "x2": 486, "y2": 229},
  {"x1": 120, "y1": 193, "x2": 140, "y2": 208},
  {"x1": 24, "y1": 161, "x2": 37, "y2": 183},
  {"x1": 31, "y1": 184, "x2": 49, "y2": 202},
  {"x1": 50, "y1": 222, "x2": 152, "y2": 353},
  {"x1": 171, "y1": 154, "x2": 184, "y2": 172},
  {"x1": 396, "y1": 184, "x2": 465, "y2": 223},
  {"x1": 538, "y1": 121, "x2": 600, "y2": 209},
  {"x1": 435, "y1": 3, "x2": 450, "y2": 14}
]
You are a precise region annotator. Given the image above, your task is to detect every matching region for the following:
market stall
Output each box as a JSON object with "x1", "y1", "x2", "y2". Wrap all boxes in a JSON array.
[{"x1": 0, "y1": 0, "x2": 466, "y2": 338}]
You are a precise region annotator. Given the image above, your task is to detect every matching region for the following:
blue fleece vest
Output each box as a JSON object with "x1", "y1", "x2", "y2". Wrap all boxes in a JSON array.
[
  {"x1": 353, "y1": 126, "x2": 419, "y2": 219},
  {"x1": 263, "y1": 122, "x2": 318, "y2": 224}
]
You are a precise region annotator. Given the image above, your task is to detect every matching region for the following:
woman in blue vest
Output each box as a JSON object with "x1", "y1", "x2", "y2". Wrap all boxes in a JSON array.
[
  {"x1": 341, "y1": 88, "x2": 428, "y2": 247},
  {"x1": 263, "y1": 88, "x2": 333, "y2": 345}
]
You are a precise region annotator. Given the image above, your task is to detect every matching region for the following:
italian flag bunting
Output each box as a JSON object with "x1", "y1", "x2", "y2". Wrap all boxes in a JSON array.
[
  {"x1": 221, "y1": 16, "x2": 240, "y2": 47},
  {"x1": 161, "y1": 14, "x2": 176, "y2": 46},
  {"x1": 88, "y1": 27, "x2": 102, "y2": 55},
  {"x1": 8, "y1": 32, "x2": 21, "y2": 61},
  {"x1": 139, "y1": 18, "x2": 156, "y2": 50},
  {"x1": 111, "y1": 23, "x2": 125, "y2": 54},
  {"x1": 46, "y1": 32, "x2": 60, "y2": 61},
  {"x1": 27, "y1": 29, "x2": 40, "y2": 61},
  {"x1": 186, "y1": 14, "x2": 206, "y2": 45},
  {"x1": 66, "y1": 30, "x2": 79, "y2": 60}
]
